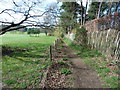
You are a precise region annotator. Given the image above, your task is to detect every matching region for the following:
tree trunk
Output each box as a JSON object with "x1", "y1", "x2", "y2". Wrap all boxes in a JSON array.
[
  {"x1": 45, "y1": 30, "x2": 48, "y2": 36},
  {"x1": 80, "y1": 0, "x2": 83, "y2": 25},
  {"x1": 115, "y1": 2, "x2": 119, "y2": 12},
  {"x1": 83, "y1": 0, "x2": 88, "y2": 24},
  {"x1": 97, "y1": 1, "x2": 102, "y2": 18},
  {"x1": 108, "y1": 2, "x2": 113, "y2": 15}
]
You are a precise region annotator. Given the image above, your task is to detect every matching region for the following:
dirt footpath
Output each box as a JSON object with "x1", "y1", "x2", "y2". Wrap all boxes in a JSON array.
[
  {"x1": 42, "y1": 40, "x2": 104, "y2": 88},
  {"x1": 64, "y1": 44, "x2": 103, "y2": 88}
]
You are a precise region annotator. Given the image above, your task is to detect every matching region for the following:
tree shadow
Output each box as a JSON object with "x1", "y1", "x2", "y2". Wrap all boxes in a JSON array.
[{"x1": 2, "y1": 46, "x2": 48, "y2": 58}]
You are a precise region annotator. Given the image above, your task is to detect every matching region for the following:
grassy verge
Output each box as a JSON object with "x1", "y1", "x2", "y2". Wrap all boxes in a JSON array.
[
  {"x1": 1, "y1": 34, "x2": 56, "y2": 88},
  {"x1": 64, "y1": 38, "x2": 119, "y2": 89}
]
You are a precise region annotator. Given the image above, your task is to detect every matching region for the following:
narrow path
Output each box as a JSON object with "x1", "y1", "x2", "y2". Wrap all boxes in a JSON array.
[{"x1": 64, "y1": 44, "x2": 103, "y2": 88}]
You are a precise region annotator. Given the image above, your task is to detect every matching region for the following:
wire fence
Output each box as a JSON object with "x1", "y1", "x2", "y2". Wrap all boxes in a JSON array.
[{"x1": 49, "y1": 38, "x2": 61, "y2": 61}]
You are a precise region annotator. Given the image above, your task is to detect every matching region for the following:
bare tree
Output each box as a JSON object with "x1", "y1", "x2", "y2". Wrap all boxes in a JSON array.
[
  {"x1": 0, "y1": 0, "x2": 58, "y2": 35},
  {"x1": 43, "y1": 3, "x2": 59, "y2": 35}
]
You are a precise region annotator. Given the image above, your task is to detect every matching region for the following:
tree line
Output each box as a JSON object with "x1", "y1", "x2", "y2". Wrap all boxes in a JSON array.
[{"x1": 58, "y1": 1, "x2": 120, "y2": 34}]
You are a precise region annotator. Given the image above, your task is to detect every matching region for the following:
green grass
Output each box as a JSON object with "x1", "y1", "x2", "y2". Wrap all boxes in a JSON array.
[
  {"x1": 1, "y1": 33, "x2": 56, "y2": 88},
  {"x1": 0, "y1": 33, "x2": 55, "y2": 46},
  {"x1": 60, "y1": 68, "x2": 72, "y2": 75},
  {"x1": 62, "y1": 57, "x2": 68, "y2": 61},
  {"x1": 4, "y1": 79, "x2": 17, "y2": 85},
  {"x1": 57, "y1": 61, "x2": 69, "y2": 66},
  {"x1": 105, "y1": 76, "x2": 119, "y2": 88},
  {"x1": 64, "y1": 38, "x2": 119, "y2": 89},
  {"x1": 64, "y1": 38, "x2": 102, "y2": 58}
]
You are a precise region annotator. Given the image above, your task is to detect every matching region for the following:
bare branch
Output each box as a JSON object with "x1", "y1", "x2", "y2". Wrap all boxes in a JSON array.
[
  {"x1": 4, "y1": 12, "x2": 15, "y2": 19},
  {"x1": 0, "y1": 0, "x2": 59, "y2": 35},
  {"x1": 0, "y1": 26, "x2": 26, "y2": 35},
  {"x1": 29, "y1": 11, "x2": 48, "y2": 18},
  {"x1": 12, "y1": 0, "x2": 20, "y2": 7},
  {"x1": 0, "y1": 9, "x2": 25, "y2": 14}
]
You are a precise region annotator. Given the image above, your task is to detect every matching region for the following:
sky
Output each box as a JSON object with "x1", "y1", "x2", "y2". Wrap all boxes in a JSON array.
[
  {"x1": 0, "y1": 0, "x2": 59, "y2": 24},
  {"x1": 0, "y1": 0, "x2": 89, "y2": 26}
]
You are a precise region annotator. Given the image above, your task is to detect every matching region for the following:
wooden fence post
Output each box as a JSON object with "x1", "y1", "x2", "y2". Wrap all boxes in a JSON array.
[{"x1": 49, "y1": 45, "x2": 52, "y2": 60}]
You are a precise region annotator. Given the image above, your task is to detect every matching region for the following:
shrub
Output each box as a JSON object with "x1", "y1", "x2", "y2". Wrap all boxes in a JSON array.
[
  {"x1": 75, "y1": 27, "x2": 88, "y2": 47},
  {"x1": 60, "y1": 33, "x2": 64, "y2": 38},
  {"x1": 62, "y1": 58, "x2": 68, "y2": 61},
  {"x1": 48, "y1": 33, "x2": 54, "y2": 36}
]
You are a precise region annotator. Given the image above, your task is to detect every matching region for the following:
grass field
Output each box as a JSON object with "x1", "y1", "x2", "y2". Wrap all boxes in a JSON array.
[{"x1": 1, "y1": 33, "x2": 56, "y2": 88}]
